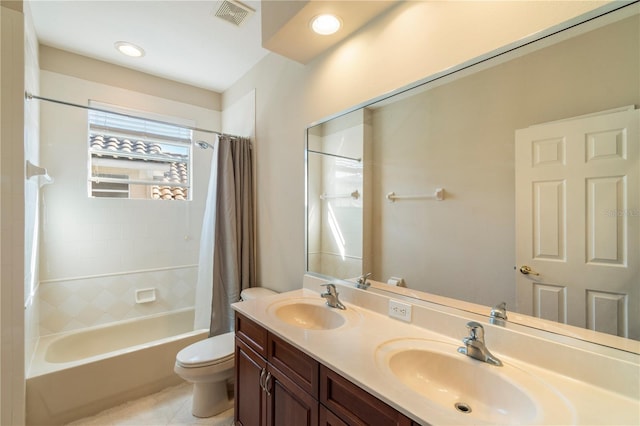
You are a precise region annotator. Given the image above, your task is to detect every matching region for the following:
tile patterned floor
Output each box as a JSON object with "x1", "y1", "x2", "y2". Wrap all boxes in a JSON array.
[{"x1": 66, "y1": 383, "x2": 234, "y2": 426}]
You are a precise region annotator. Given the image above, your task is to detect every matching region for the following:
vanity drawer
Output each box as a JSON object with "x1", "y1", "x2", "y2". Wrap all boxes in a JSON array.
[
  {"x1": 268, "y1": 333, "x2": 319, "y2": 398},
  {"x1": 235, "y1": 312, "x2": 268, "y2": 357},
  {"x1": 319, "y1": 365, "x2": 412, "y2": 426}
]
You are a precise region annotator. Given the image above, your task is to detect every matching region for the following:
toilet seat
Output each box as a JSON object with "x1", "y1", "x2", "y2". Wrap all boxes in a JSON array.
[{"x1": 176, "y1": 331, "x2": 235, "y2": 368}]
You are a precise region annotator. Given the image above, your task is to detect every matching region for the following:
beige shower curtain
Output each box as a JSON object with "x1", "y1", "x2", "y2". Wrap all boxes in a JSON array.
[{"x1": 209, "y1": 135, "x2": 255, "y2": 336}]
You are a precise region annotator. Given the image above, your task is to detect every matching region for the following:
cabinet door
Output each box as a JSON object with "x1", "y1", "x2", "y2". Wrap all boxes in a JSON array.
[
  {"x1": 320, "y1": 365, "x2": 412, "y2": 426},
  {"x1": 319, "y1": 405, "x2": 349, "y2": 426},
  {"x1": 266, "y1": 364, "x2": 319, "y2": 426},
  {"x1": 268, "y1": 333, "x2": 319, "y2": 398},
  {"x1": 235, "y1": 337, "x2": 267, "y2": 426}
]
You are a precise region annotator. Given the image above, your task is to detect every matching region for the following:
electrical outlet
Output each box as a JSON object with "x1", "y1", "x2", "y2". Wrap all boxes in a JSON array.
[{"x1": 388, "y1": 299, "x2": 412, "y2": 322}]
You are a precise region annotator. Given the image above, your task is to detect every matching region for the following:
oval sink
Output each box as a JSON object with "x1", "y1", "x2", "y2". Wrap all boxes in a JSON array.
[
  {"x1": 267, "y1": 298, "x2": 360, "y2": 330},
  {"x1": 376, "y1": 339, "x2": 574, "y2": 425},
  {"x1": 275, "y1": 303, "x2": 345, "y2": 330}
]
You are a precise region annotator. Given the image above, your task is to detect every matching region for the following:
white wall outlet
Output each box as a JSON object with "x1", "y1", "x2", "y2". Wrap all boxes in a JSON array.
[{"x1": 388, "y1": 299, "x2": 412, "y2": 322}]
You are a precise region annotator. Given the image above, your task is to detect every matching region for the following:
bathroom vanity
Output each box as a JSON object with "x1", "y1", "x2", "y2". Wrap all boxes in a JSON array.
[
  {"x1": 232, "y1": 275, "x2": 640, "y2": 425},
  {"x1": 234, "y1": 312, "x2": 414, "y2": 425},
  {"x1": 232, "y1": 4, "x2": 640, "y2": 425}
]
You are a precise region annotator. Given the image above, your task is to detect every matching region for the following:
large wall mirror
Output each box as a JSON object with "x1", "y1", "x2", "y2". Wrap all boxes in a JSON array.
[{"x1": 306, "y1": 3, "x2": 639, "y2": 350}]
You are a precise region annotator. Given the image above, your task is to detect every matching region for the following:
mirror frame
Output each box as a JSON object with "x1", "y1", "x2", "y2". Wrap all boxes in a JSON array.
[{"x1": 305, "y1": 1, "x2": 640, "y2": 355}]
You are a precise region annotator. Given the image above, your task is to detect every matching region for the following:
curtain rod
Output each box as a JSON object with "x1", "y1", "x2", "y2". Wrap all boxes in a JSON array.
[{"x1": 25, "y1": 92, "x2": 239, "y2": 139}]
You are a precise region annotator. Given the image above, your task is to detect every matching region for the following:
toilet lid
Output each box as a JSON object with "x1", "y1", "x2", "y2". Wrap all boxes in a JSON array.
[
  {"x1": 176, "y1": 331, "x2": 235, "y2": 368},
  {"x1": 241, "y1": 287, "x2": 277, "y2": 300}
]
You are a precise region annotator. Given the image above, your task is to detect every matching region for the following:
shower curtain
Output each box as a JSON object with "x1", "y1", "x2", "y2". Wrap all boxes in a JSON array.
[{"x1": 194, "y1": 135, "x2": 255, "y2": 336}]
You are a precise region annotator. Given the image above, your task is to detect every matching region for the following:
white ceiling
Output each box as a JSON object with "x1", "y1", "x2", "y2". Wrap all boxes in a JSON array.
[{"x1": 28, "y1": 0, "x2": 271, "y2": 93}]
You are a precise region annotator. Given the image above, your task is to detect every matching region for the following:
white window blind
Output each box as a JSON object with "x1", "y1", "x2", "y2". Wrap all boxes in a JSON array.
[{"x1": 88, "y1": 106, "x2": 193, "y2": 200}]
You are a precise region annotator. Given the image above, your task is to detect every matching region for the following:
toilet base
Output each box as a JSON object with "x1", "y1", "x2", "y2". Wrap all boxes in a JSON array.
[{"x1": 191, "y1": 380, "x2": 233, "y2": 418}]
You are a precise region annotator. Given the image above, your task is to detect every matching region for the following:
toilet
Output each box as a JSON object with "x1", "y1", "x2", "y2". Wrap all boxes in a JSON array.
[{"x1": 174, "y1": 287, "x2": 277, "y2": 418}]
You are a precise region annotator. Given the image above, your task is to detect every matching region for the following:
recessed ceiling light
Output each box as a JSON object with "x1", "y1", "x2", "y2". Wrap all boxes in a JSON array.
[
  {"x1": 114, "y1": 41, "x2": 145, "y2": 58},
  {"x1": 311, "y1": 14, "x2": 342, "y2": 35}
]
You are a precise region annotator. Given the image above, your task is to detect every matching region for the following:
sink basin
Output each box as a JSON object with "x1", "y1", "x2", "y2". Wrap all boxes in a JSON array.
[
  {"x1": 376, "y1": 339, "x2": 574, "y2": 425},
  {"x1": 267, "y1": 298, "x2": 360, "y2": 330},
  {"x1": 275, "y1": 303, "x2": 345, "y2": 330}
]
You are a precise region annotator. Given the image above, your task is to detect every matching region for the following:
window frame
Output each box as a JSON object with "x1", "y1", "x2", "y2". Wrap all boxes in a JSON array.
[{"x1": 87, "y1": 102, "x2": 194, "y2": 201}]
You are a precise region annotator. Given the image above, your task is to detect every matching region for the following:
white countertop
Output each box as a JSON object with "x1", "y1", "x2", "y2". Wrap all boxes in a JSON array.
[{"x1": 232, "y1": 284, "x2": 640, "y2": 425}]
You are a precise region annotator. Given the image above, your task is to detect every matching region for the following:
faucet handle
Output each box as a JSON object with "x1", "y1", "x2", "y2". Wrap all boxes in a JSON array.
[
  {"x1": 465, "y1": 321, "x2": 484, "y2": 340},
  {"x1": 460, "y1": 321, "x2": 502, "y2": 367},
  {"x1": 320, "y1": 283, "x2": 346, "y2": 310},
  {"x1": 356, "y1": 272, "x2": 372, "y2": 289},
  {"x1": 490, "y1": 302, "x2": 508, "y2": 326},
  {"x1": 320, "y1": 283, "x2": 337, "y2": 294},
  {"x1": 490, "y1": 302, "x2": 508, "y2": 320},
  {"x1": 358, "y1": 272, "x2": 371, "y2": 281}
]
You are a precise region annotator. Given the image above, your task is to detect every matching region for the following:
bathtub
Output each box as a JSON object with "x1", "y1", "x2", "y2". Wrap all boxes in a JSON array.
[{"x1": 26, "y1": 308, "x2": 208, "y2": 426}]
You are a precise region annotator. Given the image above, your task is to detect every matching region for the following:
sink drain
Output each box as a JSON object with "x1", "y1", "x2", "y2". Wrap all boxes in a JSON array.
[{"x1": 455, "y1": 402, "x2": 472, "y2": 414}]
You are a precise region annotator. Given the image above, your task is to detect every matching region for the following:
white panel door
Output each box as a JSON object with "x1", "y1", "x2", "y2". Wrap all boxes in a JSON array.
[{"x1": 515, "y1": 108, "x2": 639, "y2": 339}]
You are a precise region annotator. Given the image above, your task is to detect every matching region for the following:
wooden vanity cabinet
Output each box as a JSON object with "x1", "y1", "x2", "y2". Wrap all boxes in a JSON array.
[
  {"x1": 264, "y1": 359, "x2": 319, "y2": 426},
  {"x1": 320, "y1": 366, "x2": 413, "y2": 426},
  {"x1": 235, "y1": 313, "x2": 319, "y2": 426},
  {"x1": 235, "y1": 337, "x2": 268, "y2": 426},
  {"x1": 234, "y1": 312, "x2": 416, "y2": 426},
  {"x1": 319, "y1": 406, "x2": 349, "y2": 426}
]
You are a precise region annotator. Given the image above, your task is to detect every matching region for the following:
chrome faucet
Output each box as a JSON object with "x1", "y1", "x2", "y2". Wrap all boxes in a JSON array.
[
  {"x1": 490, "y1": 301, "x2": 508, "y2": 326},
  {"x1": 320, "y1": 283, "x2": 346, "y2": 310},
  {"x1": 356, "y1": 272, "x2": 372, "y2": 290},
  {"x1": 457, "y1": 321, "x2": 503, "y2": 366}
]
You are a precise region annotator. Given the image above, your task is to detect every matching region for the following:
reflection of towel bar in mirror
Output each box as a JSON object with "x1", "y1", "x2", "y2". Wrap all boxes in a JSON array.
[
  {"x1": 320, "y1": 189, "x2": 360, "y2": 200},
  {"x1": 308, "y1": 149, "x2": 361, "y2": 162},
  {"x1": 386, "y1": 188, "x2": 444, "y2": 202}
]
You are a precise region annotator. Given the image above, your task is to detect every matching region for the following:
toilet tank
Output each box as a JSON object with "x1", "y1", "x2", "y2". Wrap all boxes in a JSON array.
[{"x1": 240, "y1": 287, "x2": 277, "y2": 300}]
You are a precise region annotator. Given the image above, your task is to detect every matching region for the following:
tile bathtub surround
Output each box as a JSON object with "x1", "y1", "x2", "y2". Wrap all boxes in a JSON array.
[
  {"x1": 65, "y1": 383, "x2": 234, "y2": 426},
  {"x1": 39, "y1": 266, "x2": 197, "y2": 335}
]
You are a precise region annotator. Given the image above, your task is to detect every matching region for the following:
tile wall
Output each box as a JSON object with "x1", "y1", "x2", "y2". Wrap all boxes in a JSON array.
[
  {"x1": 307, "y1": 111, "x2": 365, "y2": 280},
  {"x1": 38, "y1": 266, "x2": 197, "y2": 335},
  {"x1": 35, "y1": 66, "x2": 219, "y2": 339}
]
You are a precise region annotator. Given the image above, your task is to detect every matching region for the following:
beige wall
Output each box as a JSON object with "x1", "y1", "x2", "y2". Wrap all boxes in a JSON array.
[
  {"x1": 222, "y1": 0, "x2": 612, "y2": 292},
  {"x1": 39, "y1": 46, "x2": 221, "y2": 112},
  {"x1": 1, "y1": 3, "x2": 26, "y2": 424},
  {"x1": 370, "y1": 14, "x2": 639, "y2": 307}
]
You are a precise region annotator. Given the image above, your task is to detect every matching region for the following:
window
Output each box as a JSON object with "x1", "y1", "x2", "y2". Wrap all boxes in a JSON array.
[
  {"x1": 88, "y1": 105, "x2": 193, "y2": 200},
  {"x1": 91, "y1": 173, "x2": 129, "y2": 198}
]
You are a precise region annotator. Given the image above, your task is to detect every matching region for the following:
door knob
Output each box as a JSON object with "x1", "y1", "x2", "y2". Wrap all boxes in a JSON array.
[{"x1": 519, "y1": 265, "x2": 539, "y2": 276}]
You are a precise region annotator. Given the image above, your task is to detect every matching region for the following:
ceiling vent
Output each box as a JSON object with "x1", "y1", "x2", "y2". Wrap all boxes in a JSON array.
[{"x1": 213, "y1": 0, "x2": 255, "y2": 27}]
